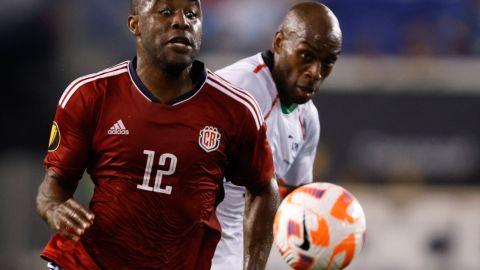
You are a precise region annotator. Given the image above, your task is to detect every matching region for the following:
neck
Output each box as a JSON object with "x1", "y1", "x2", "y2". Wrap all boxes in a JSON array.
[
  {"x1": 277, "y1": 93, "x2": 294, "y2": 108},
  {"x1": 270, "y1": 66, "x2": 293, "y2": 108},
  {"x1": 136, "y1": 55, "x2": 193, "y2": 103}
]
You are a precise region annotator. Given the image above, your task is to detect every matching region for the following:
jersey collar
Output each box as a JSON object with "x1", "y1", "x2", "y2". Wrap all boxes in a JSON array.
[
  {"x1": 261, "y1": 50, "x2": 274, "y2": 72},
  {"x1": 128, "y1": 57, "x2": 207, "y2": 105},
  {"x1": 281, "y1": 103, "x2": 298, "y2": 114}
]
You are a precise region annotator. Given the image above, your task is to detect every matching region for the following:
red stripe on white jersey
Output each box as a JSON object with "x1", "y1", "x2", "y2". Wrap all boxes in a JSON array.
[
  {"x1": 59, "y1": 62, "x2": 129, "y2": 107},
  {"x1": 208, "y1": 71, "x2": 263, "y2": 124},
  {"x1": 253, "y1": 63, "x2": 267, "y2": 74},
  {"x1": 299, "y1": 114, "x2": 305, "y2": 140},
  {"x1": 264, "y1": 96, "x2": 279, "y2": 120}
]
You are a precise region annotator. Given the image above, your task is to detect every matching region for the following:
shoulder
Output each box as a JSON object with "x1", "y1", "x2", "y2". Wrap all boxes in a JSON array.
[
  {"x1": 58, "y1": 61, "x2": 130, "y2": 109},
  {"x1": 205, "y1": 70, "x2": 264, "y2": 131},
  {"x1": 216, "y1": 53, "x2": 262, "y2": 80},
  {"x1": 216, "y1": 54, "x2": 276, "y2": 113},
  {"x1": 216, "y1": 53, "x2": 270, "y2": 90}
]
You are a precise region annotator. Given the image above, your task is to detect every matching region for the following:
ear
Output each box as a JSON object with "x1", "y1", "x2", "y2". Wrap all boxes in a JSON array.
[
  {"x1": 128, "y1": 15, "x2": 140, "y2": 36},
  {"x1": 272, "y1": 31, "x2": 284, "y2": 54}
]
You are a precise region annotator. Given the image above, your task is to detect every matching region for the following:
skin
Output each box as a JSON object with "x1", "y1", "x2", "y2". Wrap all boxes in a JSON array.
[
  {"x1": 37, "y1": 0, "x2": 279, "y2": 269},
  {"x1": 244, "y1": 180, "x2": 279, "y2": 270},
  {"x1": 128, "y1": 0, "x2": 203, "y2": 102},
  {"x1": 272, "y1": 2, "x2": 343, "y2": 107},
  {"x1": 36, "y1": 171, "x2": 94, "y2": 242}
]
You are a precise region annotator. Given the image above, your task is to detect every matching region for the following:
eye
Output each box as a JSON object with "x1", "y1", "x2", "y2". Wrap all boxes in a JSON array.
[
  {"x1": 185, "y1": 11, "x2": 197, "y2": 20},
  {"x1": 159, "y1": 8, "x2": 172, "y2": 16},
  {"x1": 300, "y1": 52, "x2": 314, "y2": 63},
  {"x1": 322, "y1": 57, "x2": 337, "y2": 66}
]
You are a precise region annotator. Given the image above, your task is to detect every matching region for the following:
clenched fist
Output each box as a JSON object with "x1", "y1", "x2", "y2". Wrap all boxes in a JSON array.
[{"x1": 47, "y1": 198, "x2": 95, "y2": 241}]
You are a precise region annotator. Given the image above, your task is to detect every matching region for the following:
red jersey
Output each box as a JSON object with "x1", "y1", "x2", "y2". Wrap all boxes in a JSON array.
[{"x1": 42, "y1": 59, "x2": 274, "y2": 270}]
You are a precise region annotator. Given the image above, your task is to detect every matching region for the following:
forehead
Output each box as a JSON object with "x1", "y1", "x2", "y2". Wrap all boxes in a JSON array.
[
  {"x1": 139, "y1": 0, "x2": 200, "y2": 10},
  {"x1": 155, "y1": 0, "x2": 200, "y2": 6},
  {"x1": 289, "y1": 28, "x2": 341, "y2": 53}
]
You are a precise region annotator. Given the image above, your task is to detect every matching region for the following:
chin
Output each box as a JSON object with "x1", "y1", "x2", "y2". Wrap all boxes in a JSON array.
[
  {"x1": 293, "y1": 96, "x2": 311, "y2": 105},
  {"x1": 164, "y1": 57, "x2": 194, "y2": 74},
  {"x1": 166, "y1": 62, "x2": 190, "y2": 73}
]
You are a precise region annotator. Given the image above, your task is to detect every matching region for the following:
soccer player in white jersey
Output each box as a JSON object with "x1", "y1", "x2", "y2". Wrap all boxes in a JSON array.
[{"x1": 211, "y1": 2, "x2": 342, "y2": 269}]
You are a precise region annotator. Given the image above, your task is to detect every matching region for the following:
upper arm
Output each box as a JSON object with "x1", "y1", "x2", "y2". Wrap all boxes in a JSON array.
[
  {"x1": 216, "y1": 61, "x2": 275, "y2": 191},
  {"x1": 224, "y1": 114, "x2": 274, "y2": 193},
  {"x1": 44, "y1": 81, "x2": 98, "y2": 181}
]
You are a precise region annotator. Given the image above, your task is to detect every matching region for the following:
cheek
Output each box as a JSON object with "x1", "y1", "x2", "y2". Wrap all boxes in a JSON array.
[
  {"x1": 288, "y1": 58, "x2": 309, "y2": 82},
  {"x1": 282, "y1": 60, "x2": 298, "y2": 80},
  {"x1": 288, "y1": 72, "x2": 300, "y2": 87},
  {"x1": 192, "y1": 24, "x2": 202, "y2": 47},
  {"x1": 322, "y1": 66, "x2": 334, "y2": 77}
]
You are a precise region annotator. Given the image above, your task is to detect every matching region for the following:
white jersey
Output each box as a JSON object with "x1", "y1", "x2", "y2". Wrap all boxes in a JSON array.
[{"x1": 211, "y1": 51, "x2": 320, "y2": 269}]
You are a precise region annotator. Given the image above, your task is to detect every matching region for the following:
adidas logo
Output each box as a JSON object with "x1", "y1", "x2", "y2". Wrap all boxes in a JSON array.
[{"x1": 108, "y1": 120, "x2": 129, "y2": 135}]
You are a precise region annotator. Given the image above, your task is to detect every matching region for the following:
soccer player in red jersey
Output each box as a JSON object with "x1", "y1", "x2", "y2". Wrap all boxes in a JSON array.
[{"x1": 36, "y1": 0, "x2": 279, "y2": 269}]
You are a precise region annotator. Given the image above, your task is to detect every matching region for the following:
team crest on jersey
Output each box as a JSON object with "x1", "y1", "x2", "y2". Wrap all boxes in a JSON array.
[
  {"x1": 199, "y1": 126, "x2": 221, "y2": 152},
  {"x1": 48, "y1": 121, "x2": 60, "y2": 152}
]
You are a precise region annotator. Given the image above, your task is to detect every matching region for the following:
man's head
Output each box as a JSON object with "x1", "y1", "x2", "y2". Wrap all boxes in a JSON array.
[
  {"x1": 128, "y1": 0, "x2": 202, "y2": 73},
  {"x1": 272, "y1": 2, "x2": 342, "y2": 106}
]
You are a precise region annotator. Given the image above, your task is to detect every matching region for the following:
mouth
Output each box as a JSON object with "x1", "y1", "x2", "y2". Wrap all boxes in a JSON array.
[
  {"x1": 297, "y1": 85, "x2": 315, "y2": 95},
  {"x1": 167, "y1": 36, "x2": 192, "y2": 48}
]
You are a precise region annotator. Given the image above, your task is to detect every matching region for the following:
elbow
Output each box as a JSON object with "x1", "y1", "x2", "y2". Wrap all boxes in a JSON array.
[
  {"x1": 268, "y1": 178, "x2": 281, "y2": 208},
  {"x1": 247, "y1": 178, "x2": 281, "y2": 211}
]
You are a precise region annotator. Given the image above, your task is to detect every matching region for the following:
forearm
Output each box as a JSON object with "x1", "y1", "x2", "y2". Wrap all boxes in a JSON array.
[
  {"x1": 243, "y1": 179, "x2": 280, "y2": 270},
  {"x1": 36, "y1": 169, "x2": 76, "y2": 226},
  {"x1": 36, "y1": 169, "x2": 94, "y2": 241}
]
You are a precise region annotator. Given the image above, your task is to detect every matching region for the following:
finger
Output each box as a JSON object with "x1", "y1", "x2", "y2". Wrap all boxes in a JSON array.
[
  {"x1": 62, "y1": 201, "x2": 94, "y2": 231},
  {"x1": 59, "y1": 219, "x2": 81, "y2": 242},
  {"x1": 65, "y1": 199, "x2": 95, "y2": 222},
  {"x1": 58, "y1": 210, "x2": 88, "y2": 236},
  {"x1": 60, "y1": 228, "x2": 80, "y2": 242}
]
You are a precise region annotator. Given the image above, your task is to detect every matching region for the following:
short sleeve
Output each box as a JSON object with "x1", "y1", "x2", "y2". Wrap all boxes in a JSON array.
[
  {"x1": 225, "y1": 119, "x2": 274, "y2": 193},
  {"x1": 44, "y1": 82, "x2": 96, "y2": 181}
]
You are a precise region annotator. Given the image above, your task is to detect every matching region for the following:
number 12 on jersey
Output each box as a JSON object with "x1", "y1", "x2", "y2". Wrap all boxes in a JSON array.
[{"x1": 137, "y1": 150, "x2": 177, "y2": 194}]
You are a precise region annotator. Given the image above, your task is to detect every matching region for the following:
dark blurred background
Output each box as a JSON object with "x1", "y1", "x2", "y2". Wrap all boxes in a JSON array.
[{"x1": 1, "y1": 0, "x2": 479, "y2": 269}]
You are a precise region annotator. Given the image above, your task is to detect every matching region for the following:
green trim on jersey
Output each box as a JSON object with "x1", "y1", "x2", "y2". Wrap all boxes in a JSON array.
[
  {"x1": 276, "y1": 179, "x2": 297, "y2": 191},
  {"x1": 281, "y1": 102, "x2": 298, "y2": 114}
]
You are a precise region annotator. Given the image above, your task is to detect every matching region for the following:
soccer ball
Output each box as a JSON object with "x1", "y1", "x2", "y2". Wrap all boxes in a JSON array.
[{"x1": 273, "y1": 182, "x2": 366, "y2": 270}]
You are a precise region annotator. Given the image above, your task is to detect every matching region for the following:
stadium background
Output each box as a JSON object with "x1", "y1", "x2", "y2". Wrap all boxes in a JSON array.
[{"x1": 1, "y1": 0, "x2": 479, "y2": 269}]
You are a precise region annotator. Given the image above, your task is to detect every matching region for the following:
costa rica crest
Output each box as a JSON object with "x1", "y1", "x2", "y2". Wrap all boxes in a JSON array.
[{"x1": 199, "y1": 126, "x2": 221, "y2": 152}]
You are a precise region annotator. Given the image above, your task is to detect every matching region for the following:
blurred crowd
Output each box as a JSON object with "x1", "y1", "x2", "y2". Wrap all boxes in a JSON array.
[
  {"x1": 205, "y1": 0, "x2": 480, "y2": 56},
  {"x1": 2, "y1": 2, "x2": 477, "y2": 176},
  {"x1": 0, "y1": 0, "x2": 480, "y2": 149},
  {"x1": 2, "y1": 0, "x2": 479, "y2": 151}
]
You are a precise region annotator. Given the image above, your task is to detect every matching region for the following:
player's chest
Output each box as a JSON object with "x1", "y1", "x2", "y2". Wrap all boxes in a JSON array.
[
  {"x1": 92, "y1": 99, "x2": 230, "y2": 163},
  {"x1": 266, "y1": 106, "x2": 305, "y2": 166}
]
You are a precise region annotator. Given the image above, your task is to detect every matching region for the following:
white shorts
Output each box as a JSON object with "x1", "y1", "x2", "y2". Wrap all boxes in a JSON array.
[{"x1": 47, "y1": 261, "x2": 64, "y2": 270}]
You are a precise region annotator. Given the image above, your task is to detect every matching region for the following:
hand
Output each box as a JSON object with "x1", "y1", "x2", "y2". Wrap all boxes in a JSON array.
[{"x1": 47, "y1": 198, "x2": 95, "y2": 241}]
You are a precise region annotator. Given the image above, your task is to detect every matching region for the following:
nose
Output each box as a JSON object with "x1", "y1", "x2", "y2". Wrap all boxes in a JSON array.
[
  {"x1": 305, "y1": 62, "x2": 322, "y2": 82},
  {"x1": 172, "y1": 12, "x2": 189, "y2": 30}
]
